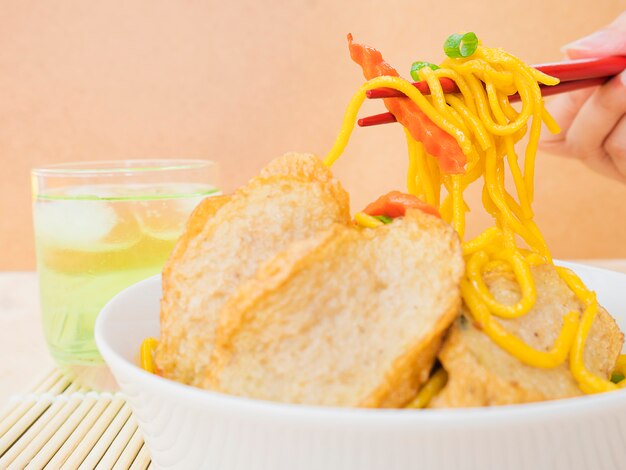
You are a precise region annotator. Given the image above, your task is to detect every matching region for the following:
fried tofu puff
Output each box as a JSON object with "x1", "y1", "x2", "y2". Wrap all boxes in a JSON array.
[
  {"x1": 207, "y1": 210, "x2": 464, "y2": 407},
  {"x1": 156, "y1": 153, "x2": 350, "y2": 386},
  {"x1": 431, "y1": 264, "x2": 623, "y2": 407}
]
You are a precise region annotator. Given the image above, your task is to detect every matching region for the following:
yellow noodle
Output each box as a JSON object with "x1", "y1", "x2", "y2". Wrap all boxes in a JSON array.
[
  {"x1": 556, "y1": 267, "x2": 618, "y2": 393},
  {"x1": 414, "y1": 139, "x2": 437, "y2": 205},
  {"x1": 467, "y1": 250, "x2": 535, "y2": 319},
  {"x1": 354, "y1": 212, "x2": 384, "y2": 228},
  {"x1": 419, "y1": 67, "x2": 468, "y2": 133},
  {"x1": 425, "y1": 151, "x2": 442, "y2": 206},
  {"x1": 529, "y1": 66, "x2": 562, "y2": 86},
  {"x1": 328, "y1": 40, "x2": 610, "y2": 395},
  {"x1": 525, "y1": 252, "x2": 549, "y2": 266},
  {"x1": 524, "y1": 104, "x2": 543, "y2": 203},
  {"x1": 486, "y1": 81, "x2": 509, "y2": 124},
  {"x1": 455, "y1": 69, "x2": 532, "y2": 136},
  {"x1": 453, "y1": 59, "x2": 514, "y2": 88},
  {"x1": 449, "y1": 175, "x2": 465, "y2": 237},
  {"x1": 463, "y1": 227, "x2": 502, "y2": 255},
  {"x1": 433, "y1": 68, "x2": 477, "y2": 114},
  {"x1": 542, "y1": 108, "x2": 561, "y2": 134},
  {"x1": 497, "y1": 91, "x2": 522, "y2": 121},
  {"x1": 324, "y1": 75, "x2": 471, "y2": 168},
  {"x1": 445, "y1": 94, "x2": 492, "y2": 151},
  {"x1": 140, "y1": 337, "x2": 159, "y2": 374},
  {"x1": 503, "y1": 136, "x2": 533, "y2": 219},
  {"x1": 406, "y1": 368, "x2": 448, "y2": 408},
  {"x1": 462, "y1": 280, "x2": 578, "y2": 368}
]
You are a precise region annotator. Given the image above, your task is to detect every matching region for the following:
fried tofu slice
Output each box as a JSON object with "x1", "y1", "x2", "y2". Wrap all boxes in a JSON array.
[
  {"x1": 431, "y1": 264, "x2": 624, "y2": 407},
  {"x1": 155, "y1": 153, "x2": 351, "y2": 386},
  {"x1": 206, "y1": 210, "x2": 464, "y2": 407}
]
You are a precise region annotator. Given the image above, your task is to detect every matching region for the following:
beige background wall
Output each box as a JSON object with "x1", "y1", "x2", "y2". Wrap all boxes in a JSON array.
[{"x1": 1, "y1": 1, "x2": 625, "y2": 270}]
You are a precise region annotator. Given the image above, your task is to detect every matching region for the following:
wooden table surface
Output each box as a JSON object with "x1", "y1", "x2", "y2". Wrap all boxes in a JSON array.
[{"x1": 2, "y1": 261, "x2": 626, "y2": 405}]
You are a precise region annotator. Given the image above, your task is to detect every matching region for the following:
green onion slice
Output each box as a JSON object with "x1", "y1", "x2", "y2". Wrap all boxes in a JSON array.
[
  {"x1": 410, "y1": 61, "x2": 440, "y2": 81},
  {"x1": 373, "y1": 215, "x2": 394, "y2": 224},
  {"x1": 444, "y1": 32, "x2": 478, "y2": 58},
  {"x1": 611, "y1": 372, "x2": 625, "y2": 384}
]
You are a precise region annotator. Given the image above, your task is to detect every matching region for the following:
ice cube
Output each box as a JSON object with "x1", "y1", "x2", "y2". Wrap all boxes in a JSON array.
[
  {"x1": 134, "y1": 196, "x2": 203, "y2": 241},
  {"x1": 34, "y1": 201, "x2": 117, "y2": 248}
]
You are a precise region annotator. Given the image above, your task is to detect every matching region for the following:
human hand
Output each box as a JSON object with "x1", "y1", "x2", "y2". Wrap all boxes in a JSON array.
[{"x1": 540, "y1": 12, "x2": 626, "y2": 182}]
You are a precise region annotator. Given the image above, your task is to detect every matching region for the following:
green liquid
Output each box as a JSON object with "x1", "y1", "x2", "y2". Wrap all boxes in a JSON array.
[{"x1": 34, "y1": 184, "x2": 217, "y2": 366}]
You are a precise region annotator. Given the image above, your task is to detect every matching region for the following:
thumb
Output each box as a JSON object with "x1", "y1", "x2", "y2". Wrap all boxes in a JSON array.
[{"x1": 561, "y1": 11, "x2": 626, "y2": 59}]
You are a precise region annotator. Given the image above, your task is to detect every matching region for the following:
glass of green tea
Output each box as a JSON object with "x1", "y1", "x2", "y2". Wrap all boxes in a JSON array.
[{"x1": 31, "y1": 160, "x2": 219, "y2": 389}]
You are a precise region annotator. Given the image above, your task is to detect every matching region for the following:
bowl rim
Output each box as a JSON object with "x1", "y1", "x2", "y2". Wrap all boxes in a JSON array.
[{"x1": 95, "y1": 261, "x2": 626, "y2": 427}]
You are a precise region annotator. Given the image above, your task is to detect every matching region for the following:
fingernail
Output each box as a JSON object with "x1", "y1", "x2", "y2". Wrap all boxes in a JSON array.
[
  {"x1": 621, "y1": 70, "x2": 626, "y2": 87},
  {"x1": 561, "y1": 30, "x2": 610, "y2": 54}
]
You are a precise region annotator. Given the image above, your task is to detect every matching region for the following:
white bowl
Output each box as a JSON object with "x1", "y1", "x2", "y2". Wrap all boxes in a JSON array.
[{"x1": 95, "y1": 262, "x2": 626, "y2": 470}]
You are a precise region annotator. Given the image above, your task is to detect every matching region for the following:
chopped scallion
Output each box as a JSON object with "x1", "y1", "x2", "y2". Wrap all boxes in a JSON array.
[
  {"x1": 373, "y1": 215, "x2": 394, "y2": 224},
  {"x1": 410, "y1": 61, "x2": 440, "y2": 81},
  {"x1": 444, "y1": 32, "x2": 478, "y2": 58},
  {"x1": 611, "y1": 372, "x2": 625, "y2": 384}
]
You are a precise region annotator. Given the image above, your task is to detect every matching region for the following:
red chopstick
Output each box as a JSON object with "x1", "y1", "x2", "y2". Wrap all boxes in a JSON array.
[
  {"x1": 366, "y1": 56, "x2": 626, "y2": 99},
  {"x1": 359, "y1": 55, "x2": 626, "y2": 127},
  {"x1": 359, "y1": 77, "x2": 608, "y2": 127}
]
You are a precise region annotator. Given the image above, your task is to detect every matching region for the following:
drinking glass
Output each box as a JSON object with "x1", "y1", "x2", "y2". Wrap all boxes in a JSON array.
[{"x1": 31, "y1": 160, "x2": 219, "y2": 388}]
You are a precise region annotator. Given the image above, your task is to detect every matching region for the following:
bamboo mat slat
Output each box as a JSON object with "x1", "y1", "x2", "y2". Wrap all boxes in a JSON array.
[
  {"x1": 0, "y1": 371, "x2": 70, "y2": 444},
  {"x1": 45, "y1": 396, "x2": 115, "y2": 469},
  {"x1": 0, "y1": 370, "x2": 152, "y2": 469},
  {"x1": 0, "y1": 370, "x2": 62, "y2": 424},
  {"x1": 93, "y1": 411, "x2": 137, "y2": 470},
  {"x1": 129, "y1": 444, "x2": 151, "y2": 470},
  {"x1": 78, "y1": 404, "x2": 133, "y2": 470},
  {"x1": 112, "y1": 426, "x2": 146, "y2": 470}
]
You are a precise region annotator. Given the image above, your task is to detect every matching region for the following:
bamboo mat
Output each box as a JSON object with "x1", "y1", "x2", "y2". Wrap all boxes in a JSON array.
[{"x1": 0, "y1": 369, "x2": 151, "y2": 469}]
